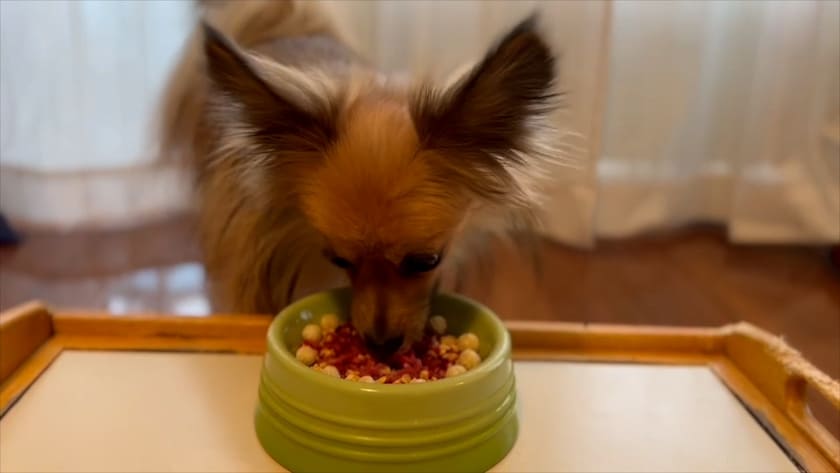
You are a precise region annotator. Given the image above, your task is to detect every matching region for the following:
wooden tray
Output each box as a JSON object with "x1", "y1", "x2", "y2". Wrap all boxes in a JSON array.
[{"x1": 1, "y1": 302, "x2": 838, "y2": 472}]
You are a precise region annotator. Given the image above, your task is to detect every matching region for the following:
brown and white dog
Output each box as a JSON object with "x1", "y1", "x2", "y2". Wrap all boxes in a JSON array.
[{"x1": 158, "y1": 0, "x2": 562, "y2": 352}]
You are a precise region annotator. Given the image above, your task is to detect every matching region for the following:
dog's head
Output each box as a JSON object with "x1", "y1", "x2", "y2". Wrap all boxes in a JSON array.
[{"x1": 202, "y1": 16, "x2": 559, "y2": 350}]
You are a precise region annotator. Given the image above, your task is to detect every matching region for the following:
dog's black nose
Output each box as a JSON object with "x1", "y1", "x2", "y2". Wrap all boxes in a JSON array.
[{"x1": 366, "y1": 335, "x2": 404, "y2": 359}]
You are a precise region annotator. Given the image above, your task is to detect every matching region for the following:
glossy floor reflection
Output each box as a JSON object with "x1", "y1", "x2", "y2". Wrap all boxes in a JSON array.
[{"x1": 0, "y1": 216, "x2": 207, "y2": 315}]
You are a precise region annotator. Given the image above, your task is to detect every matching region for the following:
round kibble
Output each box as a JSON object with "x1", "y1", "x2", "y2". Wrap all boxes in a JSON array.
[
  {"x1": 440, "y1": 335, "x2": 458, "y2": 347},
  {"x1": 295, "y1": 315, "x2": 486, "y2": 384},
  {"x1": 446, "y1": 364, "x2": 467, "y2": 378},
  {"x1": 295, "y1": 345, "x2": 317, "y2": 366},
  {"x1": 320, "y1": 314, "x2": 339, "y2": 332},
  {"x1": 458, "y1": 332, "x2": 479, "y2": 351},
  {"x1": 302, "y1": 324, "x2": 322, "y2": 343},
  {"x1": 429, "y1": 315, "x2": 447, "y2": 335},
  {"x1": 457, "y1": 348, "x2": 481, "y2": 370}
]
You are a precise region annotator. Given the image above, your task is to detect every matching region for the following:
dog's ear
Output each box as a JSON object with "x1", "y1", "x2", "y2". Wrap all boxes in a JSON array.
[
  {"x1": 202, "y1": 23, "x2": 336, "y2": 152},
  {"x1": 411, "y1": 15, "x2": 557, "y2": 164}
]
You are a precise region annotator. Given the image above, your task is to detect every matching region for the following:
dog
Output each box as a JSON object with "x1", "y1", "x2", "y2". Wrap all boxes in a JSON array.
[{"x1": 158, "y1": 0, "x2": 562, "y2": 352}]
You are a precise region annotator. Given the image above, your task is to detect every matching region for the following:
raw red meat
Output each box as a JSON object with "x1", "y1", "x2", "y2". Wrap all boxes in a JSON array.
[{"x1": 300, "y1": 323, "x2": 464, "y2": 383}]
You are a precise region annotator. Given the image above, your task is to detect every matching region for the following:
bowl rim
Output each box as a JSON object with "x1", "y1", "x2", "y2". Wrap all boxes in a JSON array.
[{"x1": 264, "y1": 288, "x2": 511, "y2": 394}]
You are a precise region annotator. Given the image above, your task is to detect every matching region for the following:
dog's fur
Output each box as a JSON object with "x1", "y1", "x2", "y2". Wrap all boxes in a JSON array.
[{"x1": 158, "y1": 0, "x2": 562, "y2": 348}]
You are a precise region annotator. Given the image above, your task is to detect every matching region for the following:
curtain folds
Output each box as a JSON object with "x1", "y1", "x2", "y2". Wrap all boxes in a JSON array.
[{"x1": 1, "y1": 0, "x2": 836, "y2": 243}]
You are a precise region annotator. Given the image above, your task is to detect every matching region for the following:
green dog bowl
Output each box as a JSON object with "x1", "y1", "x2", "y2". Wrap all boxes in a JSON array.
[{"x1": 254, "y1": 288, "x2": 518, "y2": 473}]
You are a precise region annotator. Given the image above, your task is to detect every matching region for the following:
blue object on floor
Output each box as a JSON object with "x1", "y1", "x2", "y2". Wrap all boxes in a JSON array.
[{"x1": 0, "y1": 213, "x2": 21, "y2": 245}]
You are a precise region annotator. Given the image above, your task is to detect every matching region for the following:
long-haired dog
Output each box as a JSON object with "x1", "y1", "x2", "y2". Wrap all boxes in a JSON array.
[{"x1": 159, "y1": 0, "x2": 562, "y2": 351}]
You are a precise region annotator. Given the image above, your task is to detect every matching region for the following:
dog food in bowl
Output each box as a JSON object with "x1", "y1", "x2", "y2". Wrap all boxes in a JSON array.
[{"x1": 294, "y1": 315, "x2": 481, "y2": 384}]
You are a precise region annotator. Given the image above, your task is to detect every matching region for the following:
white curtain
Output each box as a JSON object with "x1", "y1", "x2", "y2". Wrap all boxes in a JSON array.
[
  {"x1": 0, "y1": 0, "x2": 195, "y2": 228},
  {"x1": 597, "y1": 0, "x2": 840, "y2": 243},
  {"x1": 1, "y1": 0, "x2": 837, "y2": 244}
]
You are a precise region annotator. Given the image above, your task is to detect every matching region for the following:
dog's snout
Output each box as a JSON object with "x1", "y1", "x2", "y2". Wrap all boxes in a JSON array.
[{"x1": 349, "y1": 275, "x2": 431, "y2": 354}]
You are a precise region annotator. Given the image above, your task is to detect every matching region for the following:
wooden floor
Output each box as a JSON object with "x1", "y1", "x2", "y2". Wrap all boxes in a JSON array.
[{"x1": 1, "y1": 216, "x2": 838, "y2": 433}]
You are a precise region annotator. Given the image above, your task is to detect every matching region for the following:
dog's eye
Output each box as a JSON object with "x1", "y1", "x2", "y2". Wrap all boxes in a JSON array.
[
  {"x1": 323, "y1": 249, "x2": 354, "y2": 270},
  {"x1": 330, "y1": 256, "x2": 353, "y2": 270},
  {"x1": 400, "y1": 253, "x2": 441, "y2": 275}
]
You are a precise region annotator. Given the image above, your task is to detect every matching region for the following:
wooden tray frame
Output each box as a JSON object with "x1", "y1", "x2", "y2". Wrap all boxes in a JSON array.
[{"x1": 1, "y1": 301, "x2": 838, "y2": 472}]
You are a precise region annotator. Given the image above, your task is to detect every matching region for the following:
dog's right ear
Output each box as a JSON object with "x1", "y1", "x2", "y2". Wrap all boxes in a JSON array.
[{"x1": 202, "y1": 23, "x2": 336, "y2": 153}]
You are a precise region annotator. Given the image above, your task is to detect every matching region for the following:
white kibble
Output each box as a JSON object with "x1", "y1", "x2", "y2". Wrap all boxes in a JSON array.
[
  {"x1": 302, "y1": 324, "x2": 322, "y2": 343},
  {"x1": 410, "y1": 378, "x2": 426, "y2": 384},
  {"x1": 446, "y1": 364, "x2": 468, "y2": 378},
  {"x1": 457, "y1": 348, "x2": 481, "y2": 370},
  {"x1": 359, "y1": 375, "x2": 375, "y2": 383},
  {"x1": 320, "y1": 314, "x2": 339, "y2": 332},
  {"x1": 458, "y1": 333, "x2": 479, "y2": 351},
  {"x1": 440, "y1": 335, "x2": 458, "y2": 347},
  {"x1": 322, "y1": 365, "x2": 340, "y2": 377},
  {"x1": 429, "y1": 315, "x2": 447, "y2": 335},
  {"x1": 295, "y1": 345, "x2": 317, "y2": 366},
  {"x1": 345, "y1": 372, "x2": 359, "y2": 382}
]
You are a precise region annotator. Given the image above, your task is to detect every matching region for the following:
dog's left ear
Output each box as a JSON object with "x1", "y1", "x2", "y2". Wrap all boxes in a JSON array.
[{"x1": 410, "y1": 15, "x2": 557, "y2": 165}]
